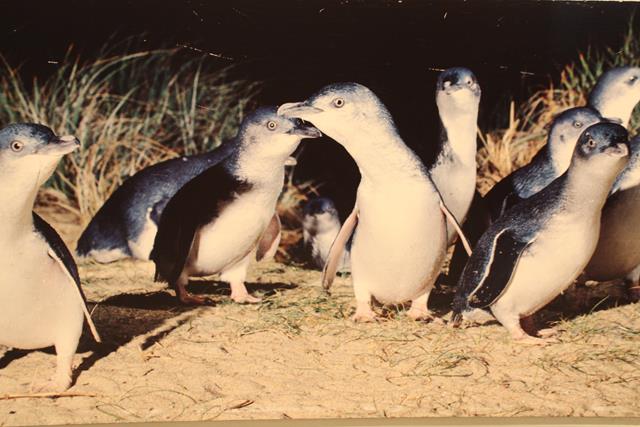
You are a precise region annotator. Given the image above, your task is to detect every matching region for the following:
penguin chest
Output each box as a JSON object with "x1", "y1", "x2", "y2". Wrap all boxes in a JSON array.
[
  {"x1": 308, "y1": 226, "x2": 341, "y2": 268},
  {"x1": 0, "y1": 233, "x2": 83, "y2": 349},
  {"x1": 430, "y1": 159, "x2": 476, "y2": 241},
  {"x1": 586, "y1": 187, "x2": 640, "y2": 281},
  {"x1": 351, "y1": 181, "x2": 447, "y2": 303},
  {"x1": 494, "y1": 213, "x2": 600, "y2": 317},
  {"x1": 189, "y1": 191, "x2": 276, "y2": 275}
]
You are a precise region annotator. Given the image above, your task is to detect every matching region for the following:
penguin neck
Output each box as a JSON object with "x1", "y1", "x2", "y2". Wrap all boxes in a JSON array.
[
  {"x1": 591, "y1": 98, "x2": 634, "y2": 129},
  {"x1": 230, "y1": 148, "x2": 286, "y2": 189},
  {"x1": 563, "y1": 162, "x2": 620, "y2": 213},
  {"x1": 436, "y1": 109, "x2": 478, "y2": 166},
  {"x1": 338, "y1": 126, "x2": 427, "y2": 186},
  {"x1": 0, "y1": 176, "x2": 38, "y2": 237}
]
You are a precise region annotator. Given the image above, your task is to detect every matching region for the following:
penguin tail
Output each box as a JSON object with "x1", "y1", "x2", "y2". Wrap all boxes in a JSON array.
[{"x1": 450, "y1": 311, "x2": 463, "y2": 328}]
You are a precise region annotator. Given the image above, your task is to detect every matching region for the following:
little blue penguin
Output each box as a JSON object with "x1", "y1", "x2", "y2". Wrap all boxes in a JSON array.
[
  {"x1": 484, "y1": 107, "x2": 604, "y2": 221},
  {"x1": 150, "y1": 107, "x2": 321, "y2": 305},
  {"x1": 588, "y1": 66, "x2": 640, "y2": 128},
  {"x1": 583, "y1": 134, "x2": 640, "y2": 297},
  {"x1": 302, "y1": 197, "x2": 350, "y2": 272},
  {"x1": 428, "y1": 67, "x2": 481, "y2": 243},
  {"x1": 76, "y1": 140, "x2": 236, "y2": 263},
  {"x1": 0, "y1": 123, "x2": 100, "y2": 391},
  {"x1": 278, "y1": 83, "x2": 468, "y2": 322},
  {"x1": 452, "y1": 122, "x2": 629, "y2": 344}
]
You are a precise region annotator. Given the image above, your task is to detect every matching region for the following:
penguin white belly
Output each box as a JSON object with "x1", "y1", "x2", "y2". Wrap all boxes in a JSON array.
[
  {"x1": 190, "y1": 191, "x2": 276, "y2": 276},
  {"x1": 128, "y1": 208, "x2": 158, "y2": 260},
  {"x1": 0, "y1": 234, "x2": 83, "y2": 350},
  {"x1": 351, "y1": 181, "x2": 446, "y2": 304},
  {"x1": 311, "y1": 226, "x2": 341, "y2": 266},
  {"x1": 492, "y1": 215, "x2": 599, "y2": 317},
  {"x1": 430, "y1": 160, "x2": 476, "y2": 243},
  {"x1": 585, "y1": 186, "x2": 640, "y2": 281}
]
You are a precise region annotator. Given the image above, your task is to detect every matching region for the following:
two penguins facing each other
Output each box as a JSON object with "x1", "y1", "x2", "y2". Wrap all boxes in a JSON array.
[{"x1": 2, "y1": 66, "x2": 639, "y2": 392}]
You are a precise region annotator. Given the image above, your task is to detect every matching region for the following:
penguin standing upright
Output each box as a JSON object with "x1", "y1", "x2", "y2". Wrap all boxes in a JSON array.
[
  {"x1": 0, "y1": 124, "x2": 100, "y2": 391},
  {"x1": 453, "y1": 123, "x2": 629, "y2": 343},
  {"x1": 151, "y1": 107, "x2": 321, "y2": 305},
  {"x1": 279, "y1": 83, "x2": 467, "y2": 321}
]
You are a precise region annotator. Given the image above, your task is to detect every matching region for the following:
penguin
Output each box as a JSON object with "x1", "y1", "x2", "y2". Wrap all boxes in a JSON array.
[
  {"x1": 452, "y1": 122, "x2": 629, "y2": 344},
  {"x1": 428, "y1": 67, "x2": 481, "y2": 243},
  {"x1": 302, "y1": 197, "x2": 350, "y2": 272},
  {"x1": 278, "y1": 83, "x2": 469, "y2": 321},
  {"x1": 150, "y1": 107, "x2": 321, "y2": 305},
  {"x1": 0, "y1": 123, "x2": 100, "y2": 391},
  {"x1": 76, "y1": 139, "x2": 280, "y2": 264},
  {"x1": 588, "y1": 66, "x2": 640, "y2": 128},
  {"x1": 484, "y1": 107, "x2": 604, "y2": 221},
  {"x1": 583, "y1": 134, "x2": 640, "y2": 297}
]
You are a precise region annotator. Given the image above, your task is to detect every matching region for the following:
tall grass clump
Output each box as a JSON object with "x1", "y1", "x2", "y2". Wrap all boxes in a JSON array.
[
  {"x1": 0, "y1": 42, "x2": 260, "y2": 225},
  {"x1": 477, "y1": 19, "x2": 640, "y2": 195}
]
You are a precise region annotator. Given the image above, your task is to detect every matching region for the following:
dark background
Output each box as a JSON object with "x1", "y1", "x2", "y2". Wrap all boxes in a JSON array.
[{"x1": 0, "y1": 0, "x2": 637, "y2": 217}]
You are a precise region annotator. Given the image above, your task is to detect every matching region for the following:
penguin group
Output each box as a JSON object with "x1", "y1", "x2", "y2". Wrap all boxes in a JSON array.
[{"x1": 1, "y1": 65, "x2": 640, "y2": 391}]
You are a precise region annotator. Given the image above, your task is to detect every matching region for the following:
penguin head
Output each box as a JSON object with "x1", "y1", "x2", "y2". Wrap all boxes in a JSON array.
[
  {"x1": 547, "y1": 107, "x2": 604, "y2": 170},
  {"x1": 236, "y1": 106, "x2": 321, "y2": 161},
  {"x1": 611, "y1": 135, "x2": 640, "y2": 194},
  {"x1": 0, "y1": 123, "x2": 79, "y2": 186},
  {"x1": 435, "y1": 67, "x2": 481, "y2": 115},
  {"x1": 588, "y1": 66, "x2": 640, "y2": 127},
  {"x1": 303, "y1": 197, "x2": 341, "y2": 233},
  {"x1": 277, "y1": 83, "x2": 396, "y2": 144},
  {"x1": 572, "y1": 122, "x2": 629, "y2": 178}
]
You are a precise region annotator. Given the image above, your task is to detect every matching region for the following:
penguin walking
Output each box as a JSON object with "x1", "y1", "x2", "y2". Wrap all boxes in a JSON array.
[
  {"x1": 302, "y1": 197, "x2": 350, "y2": 272},
  {"x1": 453, "y1": 123, "x2": 629, "y2": 344},
  {"x1": 150, "y1": 107, "x2": 321, "y2": 305},
  {"x1": 0, "y1": 124, "x2": 100, "y2": 391},
  {"x1": 278, "y1": 83, "x2": 468, "y2": 322}
]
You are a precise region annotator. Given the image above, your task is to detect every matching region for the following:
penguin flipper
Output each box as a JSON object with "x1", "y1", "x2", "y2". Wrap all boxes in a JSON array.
[
  {"x1": 322, "y1": 206, "x2": 358, "y2": 292},
  {"x1": 150, "y1": 163, "x2": 250, "y2": 285},
  {"x1": 33, "y1": 212, "x2": 101, "y2": 343},
  {"x1": 484, "y1": 176, "x2": 519, "y2": 222},
  {"x1": 466, "y1": 228, "x2": 533, "y2": 309},
  {"x1": 256, "y1": 214, "x2": 282, "y2": 261}
]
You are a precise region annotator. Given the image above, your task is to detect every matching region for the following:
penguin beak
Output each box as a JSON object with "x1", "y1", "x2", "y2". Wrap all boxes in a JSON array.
[
  {"x1": 36, "y1": 135, "x2": 80, "y2": 156},
  {"x1": 278, "y1": 101, "x2": 324, "y2": 119},
  {"x1": 604, "y1": 142, "x2": 629, "y2": 157},
  {"x1": 287, "y1": 119, "x2": 323, "y2": 138}
]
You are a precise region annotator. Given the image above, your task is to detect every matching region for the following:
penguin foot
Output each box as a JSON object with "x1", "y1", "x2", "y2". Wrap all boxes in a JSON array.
[
  {"x1": 406, "y1": 307, "x2": 441, "y2": 323},
  {"x1": 351, "y1": 304, "x2": 378, "y2": 322},
  {"x1": 537, "y1": 327, "x2": 558, "y2": 338},
  {"x1": 231, "y1": 293, "x2": 262, "y2": 304},
  {"x1": 511, "y1": 332, "x2": 557, "y2": 346},
  {"x1": 627, "y1": 286, "x2": 640, "y2": 303},
  {"x1": 177, "y1": 293, "x2": 214, "y2": 306},
  {"x1": 32, "y1": 374, "x2": 72, "y2": 393}
]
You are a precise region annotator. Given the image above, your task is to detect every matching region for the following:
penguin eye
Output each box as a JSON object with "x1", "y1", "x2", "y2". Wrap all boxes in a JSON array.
[
  {"x1": 266, "y1": 121, "x2": 278, "y2": 131},
  {"x1": 629, "y1": 75, "x2": 638, "y2": 84},
  {"x1": 10, "y1": 141, "x2": 24, "y2": 152},
  {"x1": 332, "y1": 98, "x2": 345, "y2": 108},
  {"x1": 573, "y1": 121, "x2": 583, "y2": 128},
  {"x1": 586, "y1": 138, "x2": 596, "y2": 148}
]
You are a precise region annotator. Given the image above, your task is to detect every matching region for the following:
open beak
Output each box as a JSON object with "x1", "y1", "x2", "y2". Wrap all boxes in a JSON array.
[
  {"x1": 37, "y1": 134, "x2": 80, "y2": 156},
  {"x1": 287, "y1": 119, "x2": 323, "y2": 139},
  {"x1": 278, "y1": 101, "x2": 324, "y2": 119}
]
